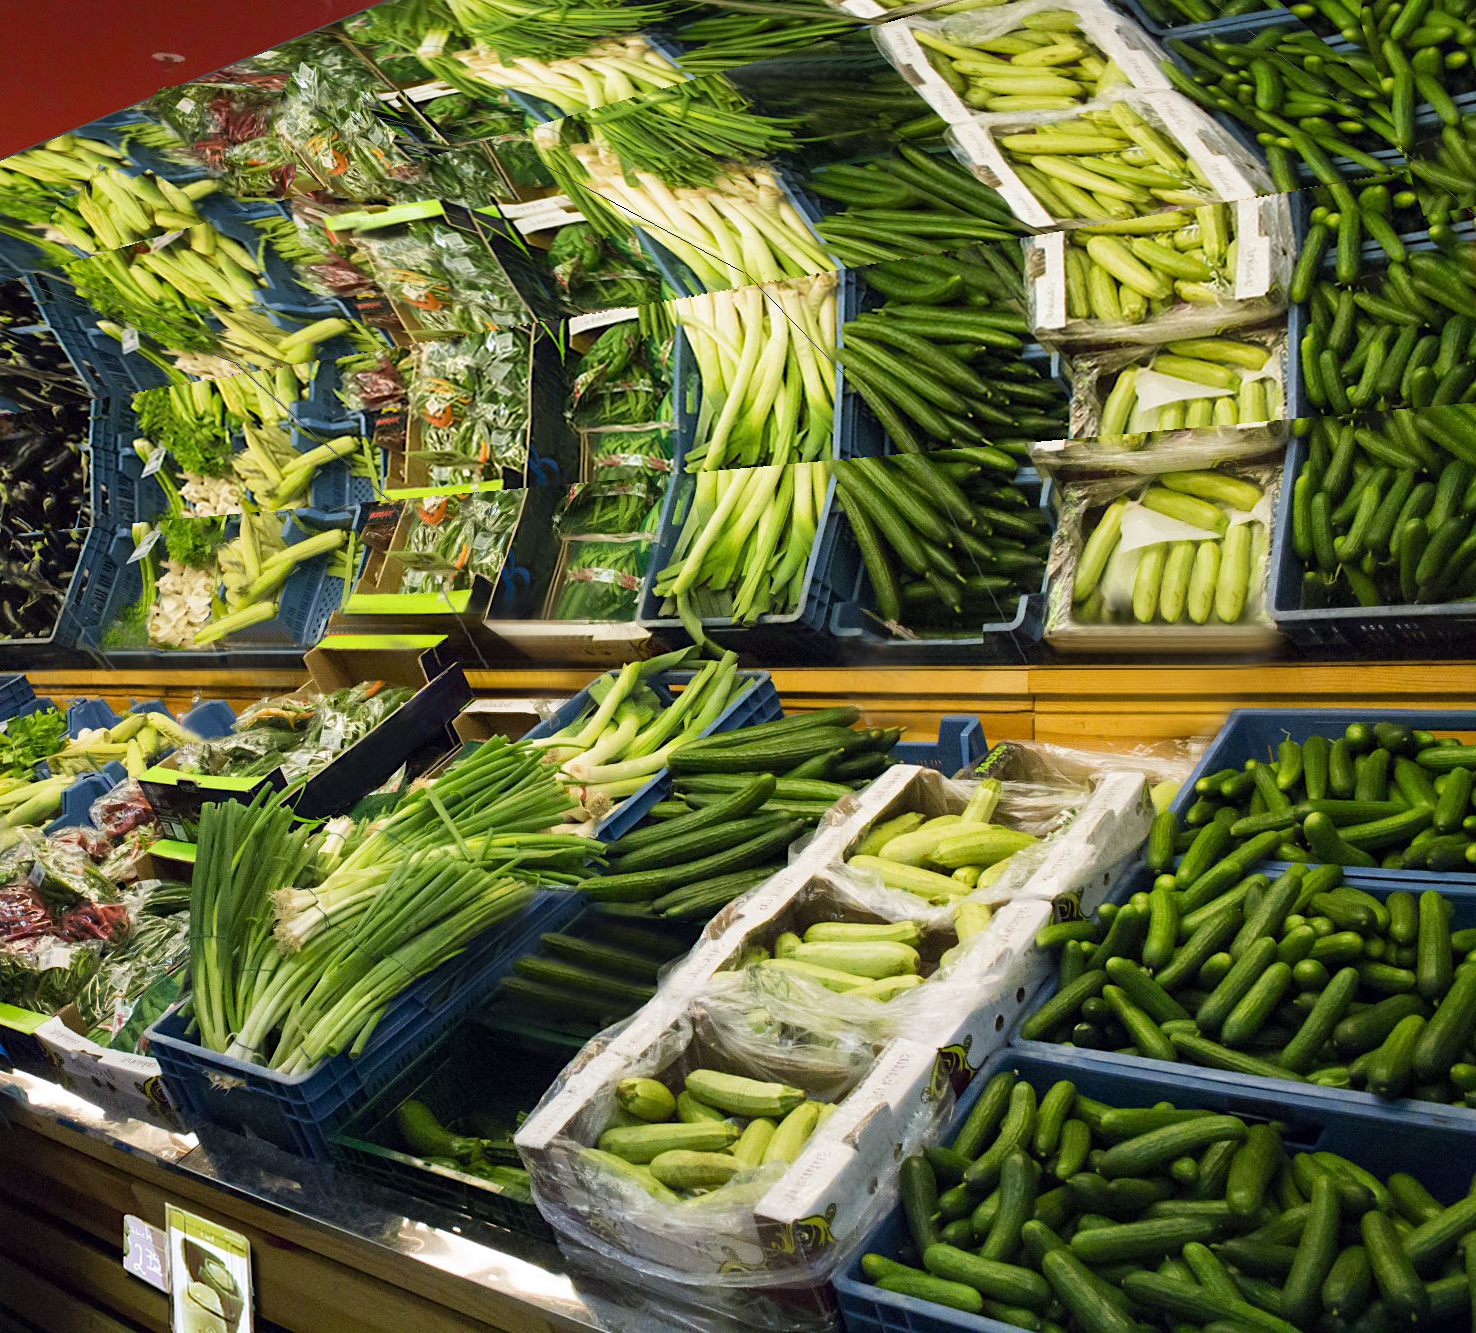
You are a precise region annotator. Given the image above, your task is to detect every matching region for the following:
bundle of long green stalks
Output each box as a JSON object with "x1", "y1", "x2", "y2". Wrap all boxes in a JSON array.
[
  {"x1": 528, "y1": 648, "x2": 753, "y2": 826},
  {"x1": 677, "y1": 273, "x2": 836, "y2": 471},
  {"x1": 186, "y1": 738, "x2": 595, "y2": 1073},
  {"x1": 652, "y1": 460, "x2": 831, "y2": 642}
]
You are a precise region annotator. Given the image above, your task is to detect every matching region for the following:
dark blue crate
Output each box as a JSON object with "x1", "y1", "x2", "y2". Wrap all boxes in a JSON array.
[
  {"x1": 636, "y1": 229, "x2": 703, "y2": 299},
  {"x1": 290, "y1": 425, "x2": 386, "y2": 515},
  {"x1": 528, "y1": 667, "x2": 782, "y2": 841},
  {"x1": 298, "y1": 355, "x2": 376, "y2": 437},
  {"x1": 204, "y1": 204, "x2": 352, "y2": 322},
  {"x1": 891, "y1": 716, "x2": 988, "y2": 774},
  {"x1": 0, "y1": 526, "x2": 108, "y2": 661},
  {"x1": 24, "y1": 271, "x2": 172, "y2": 397},
  {"x1": 1113, "y1": 0, "x2": 1288, "y2": 39},
  {"x1": 0, "y1": 675, "x2": 36, "y2": 722},
  {"x1": 146, "y1": 888, "x2": 584, "y2": 1159},
  {"x1": 70, "y1": 111, "x2": 208, "y2": 185},
  {"x1": 1012, "y1": 860, "x2": 1476, "y2": 1130},
  {"x1": 826, "y1": 473, "x2": 1053, "y2": 667},
  {"x1": 44, "y1": 763, "x2": 128, "y2": 836},
  {"x1": 89, "y1": 395, "x2": 170, "y2": 527},
  {"x1": 835, "y1": 1041, "x2": 1476, "y2": 1333},
  {"x1": 1162, "y1": 707, "x2": 1476, "y2": 886},
  {"x1": 634, "y1": 301, "x2": 848, "y2": 658},
  {"x1": 1269, "y1": 436, "x2": 1476, "y2": 656}
]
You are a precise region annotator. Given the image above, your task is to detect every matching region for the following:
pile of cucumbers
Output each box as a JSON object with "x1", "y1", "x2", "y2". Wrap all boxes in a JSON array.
[
  {"x1": 838, "y1": 244, "x2": 1068, "y2": 459},
  {"x1": 1152, "y1": 720, "x2": 1476, "y2": 871},
  {"x1": 810, "y1": 143, "x2": 1021, "y2": 266},
  {"x1": 834, "y1": 454, "x2": 1052, "y2": 637},
  {"x1": 1090, "y1": 337, "x2": 1285, "y2": 439},
  {"x1": 1291, "y1": 408, "x2": 1476, "y2": 610},
  {"x1": 1069, "y1": 469, "x2": 1271, "y2": 627},
  {"x1": 587, "y1": 1068, "x2": 835, "y2": 1200},
  {"x1": 581, "y1": 708, "x2": 901, "y2": 920},
  {"x1": 1026, "y1": 861, "x2": 1476, "y2": 1109},
  {"x1": 866, "y1": 1066, "x2": 1476, "y2": 1329},
  {"x1": 1050, "y1": 206, "x2": 1243, "y2": 329},
  {"x1": 489, "y1": 913, "x2": 694, "y2": 1043}
]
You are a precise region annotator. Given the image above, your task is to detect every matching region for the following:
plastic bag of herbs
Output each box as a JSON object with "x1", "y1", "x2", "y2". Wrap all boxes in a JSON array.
[
  {"x1": 392, "y1": 489, "x2": 525, "y2": 595},
  {"x1": 410, "y1": 329, "x2": 534, "y2": 485}
]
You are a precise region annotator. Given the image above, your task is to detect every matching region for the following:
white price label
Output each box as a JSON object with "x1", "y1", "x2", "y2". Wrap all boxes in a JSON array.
[
  {"x1": 569, "y1": 307, "x2": 638, "y2": 335},
  {"x1": 121, "y1": 326, "x2": 140, "y2": 353},
  {"x1": 129, "y1": 527, "x2": 162, "y2": 564},
  {"x1": 140, "y1": 448, "x2": 167, "y2": 478},
  {"x1": 124, "y1": 1215, "x2": 171, "y2": 1293}
]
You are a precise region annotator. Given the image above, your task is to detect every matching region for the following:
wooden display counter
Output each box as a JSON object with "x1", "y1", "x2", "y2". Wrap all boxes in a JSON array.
[{"x1": 27, "y1": 661, "x2": 1476, "y2": 750}]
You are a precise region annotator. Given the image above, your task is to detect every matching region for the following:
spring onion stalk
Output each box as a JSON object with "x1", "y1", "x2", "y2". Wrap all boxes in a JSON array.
[
  {"x1": 652, "y1": 460, "x2": 831, "y2": 644},
  {"x1": 187, "y1": 740, "x2": 595, "y2": 1071},
  {"x1": 529, "y1": 649, "x2": 752, "y2": 820},
  {"x1": 677, "y1": 273, "x2": 836, "y2": 471},
  {"x1": 551, "y1": 135, "x2": 835, "y2": 292},
  {"x1": 452, "y1": 36, "x2": 685, "y2": 113},
  {"x1": 442, "y1": 0, "x2": 672, "y2": 59}
]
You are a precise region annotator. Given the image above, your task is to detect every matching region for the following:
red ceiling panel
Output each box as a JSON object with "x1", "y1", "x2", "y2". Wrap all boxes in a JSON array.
[{"x1": 0, "y1": 0, "x2": 375, "y2": 157}]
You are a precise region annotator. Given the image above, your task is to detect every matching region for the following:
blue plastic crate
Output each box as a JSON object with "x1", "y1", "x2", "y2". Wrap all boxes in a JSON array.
[
  {"x1": 147, "y1": 888, "x2": 584, "y2": 1159},
  {"x1": 1268, "y1": 435, "x2": 1476, "y2": 655},
  {"x1": 43, "y1": 763, "x2": 128, "y2": 835},
  {"x1": 201, "y1": 203, "x2": 352, "y2": 323},
  {"x1": 88, "y1": 394, "x2": 172, "y2": 527},
  {"x1": 24, "y1": 271, "x2": 173, "y2": 398},
  {"x1": 528, "y1": 667, "x2": 782, "y2": 841},
  {"x1": 891, "y1": 716, "x2": 988, "y2": 775},
  {"x1": 1162, "y1": 707, "x2": 1476, "y2": 885},
  {"x1": 835, "y1": 1041, "x2": 1476, "y2": 1333},
  {"x1": 826, "y1": 473, "x2": 1053, "y2": 667},
  {"x1": 290, "y1": 425, "x2": 386, "y2": 515},
  {"x1": 634, "y1": 305, "x2": 848, "y2": 657},
  {"x1": 0, "y1": 675, "x2": 36, "y2": 723},
  {"x1": 297, "y1": 355, "x2": 376, "y2": 437},
  {"x1": 1012, "y1": 860, "x2": 1476, "y2": 1128},
  {"x1": 0, "y1": 526, "x2": 108, "y2": 662},
  {"x1": 0, "y1": 229, "x2": 55, "y2": 279}
]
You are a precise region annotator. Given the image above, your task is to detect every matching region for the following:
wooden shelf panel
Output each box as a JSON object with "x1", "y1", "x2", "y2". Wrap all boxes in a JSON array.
[{"x1": 23, "y1": 662, "x2": 1476, "y2": 750}]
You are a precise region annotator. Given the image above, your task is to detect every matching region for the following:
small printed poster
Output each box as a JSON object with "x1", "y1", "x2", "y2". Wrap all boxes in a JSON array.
[{"x1": 165, "y1": 1204, "x2": 253, "y2": 1333}]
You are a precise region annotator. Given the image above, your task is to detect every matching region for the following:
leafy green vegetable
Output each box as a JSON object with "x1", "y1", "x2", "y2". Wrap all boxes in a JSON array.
[
  {"x1": 0, "y1": 708, "x2": 67, "y2": 778},
  {"x1": 160, "y1": 516, "x2": 231, "y2": 570},
  {"x1": 133, "y1": 385, "x2": 235, "y2": 478}
]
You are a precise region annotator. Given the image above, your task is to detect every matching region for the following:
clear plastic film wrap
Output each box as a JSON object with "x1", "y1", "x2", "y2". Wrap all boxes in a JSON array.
[
  {"x1": 967, "y1": 736, "x2": 1198, "y2": 791},
  {"x1": 1043, "y1": 445, "x2": 1285, "y2": 652},
  {"x1": 690, "y1": 865, "x2": 1053, "y2": 1060},
  {"x1": 515, "y1": 991, "x2": 950, "y2": 1300},
  {"x1": 1066, "y1": 323, "x2": 1290, "y2": 447},
  {"x1": 1025, "y1": 193, "x2": 1293, "y2": 346},
  {"x1": 945, "y1": 86, "x2": 1273, "y2": 232}
]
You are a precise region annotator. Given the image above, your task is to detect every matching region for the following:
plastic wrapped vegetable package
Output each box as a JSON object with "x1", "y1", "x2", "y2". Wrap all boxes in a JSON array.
[
  {"x1": 1043, "y1": 445, "x2": 1284, "y2": 652},
  {"x1": 1025, "y1": 194, "x2": 1294, "y2": 345},
  {"x1": 514, "y1": 988, "x2": 949, "y2": 1316}
]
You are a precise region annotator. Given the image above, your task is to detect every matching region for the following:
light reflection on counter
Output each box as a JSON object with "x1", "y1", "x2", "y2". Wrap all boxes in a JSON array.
[{"x1": 0, "y1": 1064, "x2": 603, "y2": 1331}]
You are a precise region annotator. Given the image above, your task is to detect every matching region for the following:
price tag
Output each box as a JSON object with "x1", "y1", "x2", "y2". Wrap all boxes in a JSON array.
[
  {"x1": 569, "y1": 307, "x2": 637, "y2": 336},
  {"x1": 175, "y1": 97, "x2": 196, "y2": 116},
  {"x1": 166, "y1": 1205, "x2": 253, "y2": 1333},
  {"x1": 121, "y1": 326, "x2": 140, "y2": 354},
  {"x1": 129, "y1": 527, "x2": 162, "y2": 564},
  {"x1": 124, "y1": 1215, "x2": 171, "y2": 1293},
  {"x1": 140, "y1": 448, "x2": 167, "y2": 478}
]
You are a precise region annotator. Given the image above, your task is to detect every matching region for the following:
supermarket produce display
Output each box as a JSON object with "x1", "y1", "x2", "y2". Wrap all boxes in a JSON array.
[{"x1": 2, "y1": 0, "x2": 1476, "y2": 1328}]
